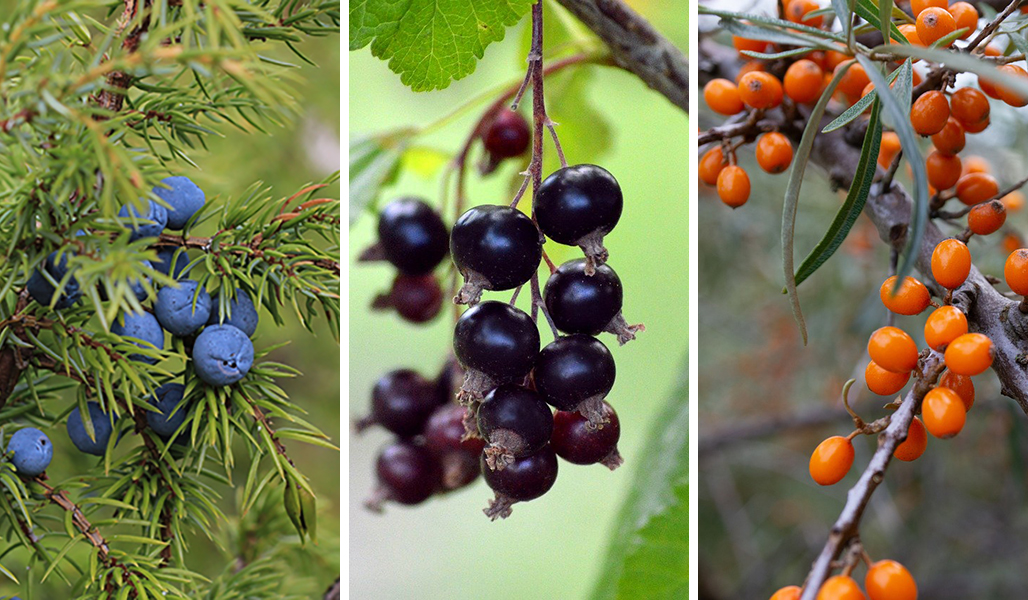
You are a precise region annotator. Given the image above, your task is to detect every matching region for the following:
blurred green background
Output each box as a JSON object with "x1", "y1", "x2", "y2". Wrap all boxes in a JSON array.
[
  {"x1": 698, "y1": 28, "x2": 1028, "y2": 599},
  {"x1": 0, "y1": 22, "x2": 341, "y2": 597},
  {"x1": 348, "y1": 2, "x2": 687, "y2": 599}
]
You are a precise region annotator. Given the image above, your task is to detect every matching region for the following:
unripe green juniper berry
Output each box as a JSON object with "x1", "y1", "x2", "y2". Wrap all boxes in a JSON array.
[
  {"x1": 67, "y1": 402, "x2": 117, "y2": 456},
  {"x1": 7, "y1": 428, "x2": 53, "y2": 477},
  {"x1": 192, "y1": 324, "x2": 254, "y2": 386}
]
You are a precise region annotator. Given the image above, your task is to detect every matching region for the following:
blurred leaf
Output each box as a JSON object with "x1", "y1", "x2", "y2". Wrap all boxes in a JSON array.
[
  {"x1": 879, "y1": 43, "x2": 1028, "y2": 98},
  {"x1": 854, "y1": 0, "x2": 905, "y2": 44},
  {"x1": 400, "y1": 146, "x2": 451, "y2": 180},
  {"x1": 350, "y1": 0, "x2": 534, "y2": 91},
  {"x1": 543, "y1": 66, "x2": 612, "y2": 173},
  {"x1": 591, "y1": 370, "x2": 688, "y2": 600},
  {"x1": 349, "y1": 133, "x2": 411, "y2": 226}
]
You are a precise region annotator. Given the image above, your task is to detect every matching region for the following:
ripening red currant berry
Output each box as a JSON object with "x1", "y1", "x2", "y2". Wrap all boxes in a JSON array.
[
  {"x1": 483, "y1": 108, "x2": 531, "y2": 160},
  {"x1": 366, "y1": 440, "x2": 441, "y2": 511},
  {"x1": 551, "y1": 400, "x2": 623, "y2": 469}
]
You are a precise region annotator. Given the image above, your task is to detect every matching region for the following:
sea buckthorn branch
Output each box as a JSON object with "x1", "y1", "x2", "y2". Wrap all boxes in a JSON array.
[{"x1": 799, "y1": 354, "x2": 946, "y2": 600}]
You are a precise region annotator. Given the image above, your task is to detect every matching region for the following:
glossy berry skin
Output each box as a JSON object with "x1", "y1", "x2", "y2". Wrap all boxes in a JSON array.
[
  {"x1": 424, "y1": 403, "x2": 486, "y2": 456},
  {"x1": 7, "y1": 428, "x2": 52, "y2": 477},
  {"x1": 477, "y1": 385, "x2": 553, "y2": 459},
  {"x1": 868, "y1": 326, "x2": 919, "y2": 374},
  {"x1": 483, "y1": 108, "x2": 530, "y2": 160},
  {"x1": 155, "y1": 176, "x2": 205, "y2": 230},
  {"x1": 533, "y1": 335, "x2": 615, "y2": 411},
  {"x1": 717, "y1": 165, "x2": 750, "y2": 208},
  {"x1": 67, "y1": 402, "x2": 116, "y2": 456},
  {"x1": 932, "y1": 239, "x2": 971, "y2": 289},
  {"x1": 119, "y1": 199, "x2": 168, "y2": 241},
  {"x1": 836, "y1": 61, "x2": 870, "y2": 98},
  {"x1": 453, "y1": 302, "x2": 540, "y2": 383},
  {"x1": 703, "y1": 79, "x2": 744, "y2": 115},
  {"x1": 817, "y1": 575, "x2": 866, "y2": 600},
  {"x1": 192, "y1": 325, "x2": 255, "y2": 386},
  {"x1": 939, "y1": 369, "x2": 975, "y2": 410},
  {"x1": 931, "y1": 118, "x2": 965, "y2": 155},
  {"x1": 922, "y1": 387, "x2": 966, "y2": 438},
  {"x1": 910, "y1": 91, "x2": 950, "y2": 135},
  {"x1": 153, "y1": 247, "x2": 190, "y2": 278},
  {"x1": 916, "y1": 7, "x2": 956, "y2": 47},
  {"x1": 481, "y1": 445, "x2": 558, "y2": 502},
  {"x1": 450, "y1": 205, "x2": 542, "y2": 292},
  {"x1": 944, "y1": 332, "x2": 993, "y2": 376},
  {"x1": 785, "y1": 0, "x2": 822, "y2": 26},
  {"x1": 377, "y1": 198, "x2": 449, "y2": 276},
  {"x1": 208, "y1": 289, "x2": 259, "y2": 337},
  {"x1": 737, "y1": 71, "x2": 783, "y2": 109},
  {"x1": 956, "y1": 172, "x2": 998, "y2": 206},
  {"x1": 866, "y1": 559, "x2": 917, "y2": 600},
  {"x1": 865, "y1": 360, "x2": 910, "y2": 396},
  {"x1": 925, "y1": 150, "x2": 961, "y2": 191},
  {"x1": 382, "y1": 274, "x2": 442, "y2": 324},
  {"x1": 950, "y1": 87, "x2": 989, "y2": 128},
  {"x1": 995, "y1": 65, "x2": 1028, "y2": 107},
  {"x1": 1006, "y1": 249, "x2": 1028, "y2": 295},
  {"x1": 784, "y1": 59, "x2": 824, "y2": 104},
  {"x1": 111, "y1": 310, "x2": 165, "y2": 364},
  {"x1": 364, "y1": 370, "x2": 444, "y2": 438},
  {"x1": 699, "y1": 147, "x2": 726, "y2": 185},
  {"x1": 148, "y1": 382, "x2": 189, "y2": 438},
  {"x1": 544, "y1": 259, "x2": 623, "y2": 335},
  {"x1": 27, "y1": 251, "x2": 81, "y2": 309},
  {"x1": 879, "y1": 276, "x2": 930, "y2": 316},
  {"x1": 770, "y1": 586, "x2": 801, "y2": 600},
  {"x1": 809, "y1": 435, "x2": 854, "y2": 486},
  {"x1": 154, "y1": 280, "x2": 212, "y2": 337},
  {"x1": 755, "y1": 132, "x2": 793, "y2": 174},
  {"x1": 551, "y1": 400, "x2": 621, "y2": 466},
  {"x1": 375, "y1": 441, "x2": 439, "y2": 505},
  {"x1": 894, "y1": 417, "x2": 928, "y2": 462},
  {"x1": 968, "y1": 199, "x2": 1006, "y2": 235},
  {"x1": 924, "y1": 306, "x2": 968, "y2": 351},
  {"x1": 535, "y1": 164, "x2": 623, "y2": 246}
]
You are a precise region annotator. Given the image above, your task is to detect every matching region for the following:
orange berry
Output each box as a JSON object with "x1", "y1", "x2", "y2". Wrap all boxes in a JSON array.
[
  {"x1": 968, "y1": 199, "x2": 1007, "y2": 235},
  {"x1": 911, "y1": 0, "x2": 947, "y2": 15},
  {"x1": 996, "y1": 65, "x2": 1028, "y2": 107},
  {"x1": 704, "y1": 78, "x2": 744, "y2": 115},
  {"x1": 931, "y1": 238, "x2": 971, "y2": 289},
  {"x1": 926, "y1": 150, "x2": 962, "y2": 191},
  {"x1": 983, "y1": 44, "x2": 1002, "y2": 57},
  {"x1": 866, "y1": 360, "x2": 911, "y2": 396},
  {"x1": 939, "y1": 369, "x2": 975, "y2": 410},
  {"x1": 733, "y1": 36, "x2": 770, "y2": 57},
  {"x1": 866, "y1": 559, "x2": 918, "y2": 600},
  {"x1": 950, "y1": 87, "x2": 990, "y2": 128},
  {"x1": 771, "y1": 586, "x2": 802, "y2": 600},
  {"x1": 824, "y1": 50, "x2": 850, "y2": 71},
  {"x1": 880, "y1": 275, "x2": 930, "y2": 315},
  {"x1": 1003, "y1": 232, "x2": 1023, "y2": 255},
  {"x1": 809, "y1": 435, "x2": 855, "y2": 486},
  {"x1": 817, "y1": 575, "x2": 866, "y2": 600},
  {"x1": 868, "y1": 326, "x2": 919, "y2": 373},
  {"x1": 878, "y1": 132, "x2": 901, "y2": 169},
  {"x1": 944, "y1": 332, "x2": 994, "y2": 376},
  {"x1": 931, "y1": 117, "x2": 965, "y2": 155},
  {"x1": 949, "y1": 2, "x2": 978, "y2": 39},
  {"x1": 962, "y1": 155, "x2": 991, "y2": 174},
  {"x1": 897, "y1": 23, "x2": 922, "y2": 45},
  {"x1": 1002, "y1": 190, "x2": 1025, "y2": 212},
  {"x1": 910, "y1": 91, "x2": 951, "y2": 135},
  {"x1": 894, "y1": 417, "x2": 928, "y2": 462},
  {"x1": 785, "y1": 0, "x2": 823, "y2": 27},
  {"x1": 836, "y1": 61, "x2": 870, "y2": 98},
  {"x1": 916, "y1": 7, "x2": 957, "y2": 47},
  {"x1": 956, "y1": 172, "x2": 999, "y2": 205},
  {"x1": 736, "y1": 60, "x2": 766, "y2": 85},
  {"x1": 738, "y1": 71, "x2": 784, "y2": 109},
  {"x1": 1004, "y1": 248, "x2": 1028, "y2": 295},
  {"x1": 961, "y1": 115, "x2": 988, "y2": 134},
  {"x1": 699, "y1": 146, "x2": 726, "y2": 186},
  {"x1": 756, "y1": 132, "x2": 794, "y2": 174},
  {"x1": 924, "y1": 305, "x2": 968, "y2": 350},
  {"x1": 922, "y1": 386, "x2": 966, "y2": 438},
  {"x1": 717, "y1": 165, "x2": 750, "y2": 208},
  {"x1": 784, "y1": 59, "x2": 825, "y2": 104}
]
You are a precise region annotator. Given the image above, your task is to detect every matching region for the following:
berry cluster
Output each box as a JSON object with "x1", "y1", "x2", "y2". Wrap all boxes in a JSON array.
[
  {"x1": 771, "y1": 557, "x2": 917, "y2": 600},
  {"x1": 4, "y1": 177, "x2": 262, "y2": 474}
]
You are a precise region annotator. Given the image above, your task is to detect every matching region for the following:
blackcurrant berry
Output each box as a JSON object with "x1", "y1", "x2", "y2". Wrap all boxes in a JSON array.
[
  {"x1": 545, "y1": 260, "x2": 644, "y2": 344},
  {"x1": 483, "y1": 108, "x2": 530, "y2": 161},
  {"x1": 450, "y1": 205, "x2": 542, "y2": 305},
  {"x1": 453, "y1": 301, "x2": 540, "y2": 401},
  {"x1": 482, "y1": 445, "x2": 558, "y2": 520},
  {"x1": 533, "y1": 334, "x2": 615, "y2": 426},
  {"x1": 356, "y1": 370, "x2": 438, "y2": 438},
  {"x1": 372, "y1": 273, "x2": 443, "y2": 324},
  {"x1": 535, "y1": 164, "x2": 623, "y2": 272},
  {"x1": 372, "y1": 198, "x2": 449, "y2": 275},
  {"x1": 424, "y1": 403, "x2": 485, "y2": 491},
  {"x1": 477, "y1": 385, "x2": 553, "y2": 471},
  {"x1": 551, "y1": 400, "x2": 623, "y2": 470},
  {"x1": 434, "y1": 359, "x2": 464, "y2": 406},
  {"x1": 366, "y1": 440, "x2": 440, "y2": 511}
]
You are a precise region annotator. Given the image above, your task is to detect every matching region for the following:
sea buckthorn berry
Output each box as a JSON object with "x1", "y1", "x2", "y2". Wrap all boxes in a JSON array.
[
  {"x1": 964, "y1": 115, "x2": 989, "y2": 133},
  {"x1": 926, "y1": 150, "x2": 962, "y2": 190},
  {"x1": 968, "y1": 199, "x2": 1007, "y2": 235},
  {"x1": 931, "y1": 118, "x2": 965, "y2": 155},
  {"x1": 785, "y1": 0, "x2": 823, "y2": 27},
  {"x1": 950, "y1": 87, "x2": 989, "y2": 128},
  {"x1": 897, "y1": 23, "x2": 922, "y2": 46},
  {"x1": 944, "y1": 332, "x2": 994, "y2": 376},
  {"x1": 978, "y1": 73, "x2": 1002, "y2": 100},
  {"x1": 949, "y1": 2, "x2": 978, "y2": 39},
  {"x1": 817, "y1": 574, "x2": 866, "y2": 600},
  {"x1": 868, "y1": 326, "x2": 919, "y2": 373},
  {"x1": 910, "y1": 91, "x2": 951, "y2": 136},
  {"x1": 916, "y1": 7, "x2": 957, "y2": 47},
  {"x1": 738, "y1": 71, "x2": 784, "y2": 109},
  {"x1": 784, "y1": 59, "x2": 824, "y2": 104},
  {"x1": 924, "y1": 306, "x2": 968, "y2": 350},
  {"x1": 894, "y1": 417, "x2": 928, "y2": 462},
  {"x1": 879, "y1": 275, "x2": 930, "y2": 315},
  {"x1": 824, "y1": 50, "x2": 849, "y2": 71},
  {"x1": 932, "y1": 239, "x2": 971, "y2": 289},
  {"x1": 939, "y1": 369, "x2": 975, "y2": 410},
  {"x1": 962, "y1": 155, "x2": 990, "y2": 174},
  {"x1": 956, "y1": 172, "x2": 999, "y2": 206},
  {"x1": 717, "y1": 165, "x2": 751, "y2": 208},
  {"x1": 1002, "y1": 190, "x2": 1025, "y2": 212},
  {"x1": 1004, "y1": 232, "x2": 1024, "y2": 255},
  {"x1": 996, "y1": 65, "x2": 1028, "y2": 107},
  {"x1": 771, "y1": 586, "x2": 802, "y2": 600},
  {"x1": 878, "y1": 132, "x2": 901, "y2": 169},
  {"x1": 1006, "y1": 248, "x2": 1028, "y2": 295},
  {"x1": 704, "y1": 78, "x2": 744, "y2": 115},
  {"x1": 736, "y1": 60, "x2": 765, "y2": 85},
  {"x1": 733, "y1": 36, "x2": 770, "y2": 57},
  {"x1": 809, "y1": 435, "x2": 855, "y2": 486},
  {"x1": 835, "y1": 61, "x2": 870, "y2": 98},
  {"x1": 911, "y1": 0, "x2": 947, "y2": 15},
  {"x1": 922, "y1": 387, "x2": 966, "y2": 438},
  {"x1": 700, "y1": 147, "x2": 726, "y2": 185},
  {"x1": 866, "y1": 559, "x2": 918, "y2": 600},
  {"x1": 755, "y1": 132, "x2": 794, "y2": 174},
  {"x1": 866, "y1": 360, "x2": 910, "y2": 395}
]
